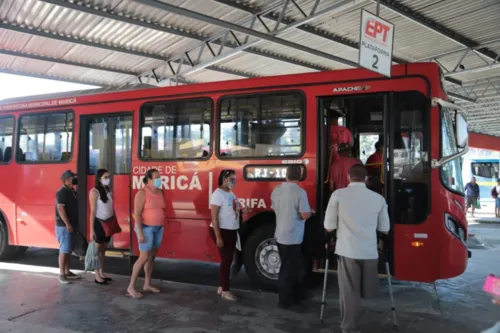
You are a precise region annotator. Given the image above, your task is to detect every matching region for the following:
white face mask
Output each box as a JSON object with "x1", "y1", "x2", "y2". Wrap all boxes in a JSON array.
[{"x1": 101, "y1": 178, "x2": 110, "y2": 186}]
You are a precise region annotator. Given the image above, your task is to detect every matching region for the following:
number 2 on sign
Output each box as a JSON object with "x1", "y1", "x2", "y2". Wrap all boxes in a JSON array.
[{"x1": 372, "y1": 55, "x2": 379, "y2": 69}]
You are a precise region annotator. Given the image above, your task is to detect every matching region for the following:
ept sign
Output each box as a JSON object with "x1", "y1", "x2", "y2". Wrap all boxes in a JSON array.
[{"x1": 358, "y1": 10, "x2": 394, "y2": 77}]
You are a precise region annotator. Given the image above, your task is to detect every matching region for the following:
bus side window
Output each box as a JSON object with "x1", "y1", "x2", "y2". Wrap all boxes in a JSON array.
[
  {"x1": 218, "y1": 92, "x2": 304, "y2": 158},
  {"x1": 0, "y1": 116, "x2": 14, "y2": 164},
  {"x1": 140, "y1": 99, "x2": 211, "y2": 160},
  {"x1": 17, "y1": 112, "x2": 73, "y2": 163}
]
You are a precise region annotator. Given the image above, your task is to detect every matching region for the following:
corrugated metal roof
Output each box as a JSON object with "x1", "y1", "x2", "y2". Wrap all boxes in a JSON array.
[{"x1": 0, "y1": 0, "x2": 499, "y2": 135}]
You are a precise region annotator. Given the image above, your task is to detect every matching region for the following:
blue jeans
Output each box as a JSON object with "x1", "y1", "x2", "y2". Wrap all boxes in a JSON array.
[
  {"x1": 56, "y1": 226, "x2": 73, "y2": 254},
  {"x1": 135, "y1": 225, "x2": 164, "y2": 252}
]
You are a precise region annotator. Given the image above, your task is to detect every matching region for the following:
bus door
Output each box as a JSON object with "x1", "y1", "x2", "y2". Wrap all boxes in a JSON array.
[
  {"x1": 318, "y1": 91, "x2": 431, "y2": 276},
  {"x1": 77, "y1": 114, "x2": 133, "y2": 250}
]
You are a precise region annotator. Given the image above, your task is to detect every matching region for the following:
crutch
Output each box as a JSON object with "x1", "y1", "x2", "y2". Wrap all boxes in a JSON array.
[
  {"x1": 320, "y1": 232, "x2": 334, "y2": 322},
  {"x1": 384, "y1": 249, "x2": 397, "y2": 327}
]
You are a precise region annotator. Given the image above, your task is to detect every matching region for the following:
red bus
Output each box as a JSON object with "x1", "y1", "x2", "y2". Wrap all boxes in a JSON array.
[{"x1": 0, "y1": 62, "x2": 469, "y2": 288}]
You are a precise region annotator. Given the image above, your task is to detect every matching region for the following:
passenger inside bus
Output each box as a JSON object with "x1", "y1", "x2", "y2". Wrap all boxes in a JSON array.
[
  {"x1": 329, "y1": 143, "x2": 362, "y2": 193},
  {"x1": 327, "y1": 104, "x2": 353, "y2": 161}
]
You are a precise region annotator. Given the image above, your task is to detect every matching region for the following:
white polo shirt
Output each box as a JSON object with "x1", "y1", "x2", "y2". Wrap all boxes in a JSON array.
[{"x1": 324, "y1": 182, "x2": 390, "y2": 260}]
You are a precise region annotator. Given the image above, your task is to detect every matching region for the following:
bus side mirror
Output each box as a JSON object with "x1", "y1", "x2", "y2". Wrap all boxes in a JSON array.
[{"x1": 455, "y1": 113, "x2": 468, "y2": 149}]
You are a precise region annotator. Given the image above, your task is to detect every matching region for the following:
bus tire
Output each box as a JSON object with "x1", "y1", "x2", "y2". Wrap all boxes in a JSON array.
[
  {"x1": 243, "y1": 224, "x2": 279, "y2": 291},
  {"x1": 0, "y1": 218, "x2": 16, "y2": 261},
  {"x1": 12, "y1": 246, "x2": 28, "y2": 259}
]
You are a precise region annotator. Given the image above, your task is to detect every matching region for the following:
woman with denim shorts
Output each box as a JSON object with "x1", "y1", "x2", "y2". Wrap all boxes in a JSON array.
[{"x1": 127, "y1": 168, "x2": 165, "y2": 299}]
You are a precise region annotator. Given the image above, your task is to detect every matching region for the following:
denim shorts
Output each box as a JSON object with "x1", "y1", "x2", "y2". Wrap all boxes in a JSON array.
[
  {"x1": 56, "y1": 226, "x2": 73, "y2": 254},
  {"x1": 496, "y1": 198, "x2": 500, "y2": 208},
  {"x1": 135, "y1": 225, "x2": 164, "y2": 252}
]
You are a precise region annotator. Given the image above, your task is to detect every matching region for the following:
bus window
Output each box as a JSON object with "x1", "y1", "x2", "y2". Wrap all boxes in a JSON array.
[
  {"x1": 139, "y1": 98, "x2": 211, "y2": 160},
  {"x1": 218, "y1": 92, "x2": 304, "y2": 158},
  {"x1": 0, "y1": 116, "x2": 14, "y2": 164},
  {"x1": 393, "y1": 91, "x2": 430, "y2": 224},
  {"x1": 359, "y1": 133, "x2": 379, "y2": 163},
  {"x1": 471, "y1": 162, "x2": 499, "y2": 179},
  {"x1": 88, "y1": 116, "x2": 132, "y2": 174},
  {"x1": 17, "y1": 112, "x2": 73, "y2": 163},
  {"x1": 441, "y1": 107, "x2": 464, "y2": 193}
]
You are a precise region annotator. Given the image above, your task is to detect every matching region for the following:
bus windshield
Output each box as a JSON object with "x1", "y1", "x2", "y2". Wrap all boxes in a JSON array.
[{"x1": 440, "y1": 107, "x2": 464, "y2": 193}]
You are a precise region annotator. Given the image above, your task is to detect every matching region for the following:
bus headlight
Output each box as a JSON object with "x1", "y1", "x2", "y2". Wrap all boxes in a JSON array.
[{"x1": 445, "y1": 214, "x2": 466, "y2": 243}]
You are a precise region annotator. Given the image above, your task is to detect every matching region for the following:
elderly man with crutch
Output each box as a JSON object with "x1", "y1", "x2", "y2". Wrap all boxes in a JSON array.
[{"x1": 322, "y1": 164, "x2": 391, "y2": 333}]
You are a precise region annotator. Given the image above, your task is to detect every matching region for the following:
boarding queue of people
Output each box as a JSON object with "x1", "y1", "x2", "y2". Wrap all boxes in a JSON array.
[{"x1": 54, "y1": 120, "x2": 388, "y2": 333}]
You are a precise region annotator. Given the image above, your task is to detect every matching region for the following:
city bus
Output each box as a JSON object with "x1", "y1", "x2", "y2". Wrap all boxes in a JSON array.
[
  {"x1": 0, "y1": 62, "x2": 468, "y2": 288},
  {"x1": 462, "y1": 158, "x2": 499, "y2": 213}
]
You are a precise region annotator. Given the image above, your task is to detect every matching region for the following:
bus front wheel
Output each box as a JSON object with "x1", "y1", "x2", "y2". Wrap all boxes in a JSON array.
[{"x1": 243, "y1": 224, "x2": 280, "y2": 291}]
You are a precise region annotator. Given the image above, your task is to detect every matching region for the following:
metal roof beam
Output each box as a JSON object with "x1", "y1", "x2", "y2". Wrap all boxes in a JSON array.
[
  {"x1": 0, "y1": 22, "x2": 253, "y2": 82},
  {"x1": 448, "y1": 92, "x2": 476, "y2": 103},
  {"x1": 418, "y1": 37, "x2": 500, "y2": 62},
  {"x1": 134, "y1": 0, "x2": 359, "y2": 79},
  {"x1": 0, "y1": 49, "x2": 137, "y2": 76},
  {"x1": 0, "y1": 69, "x2": 107, "y2": 88},
  {"x1": 213, "y1": 0, "x2": 465, "y2": 88},
  {"x1": 376, "y1": 0, "x2": 500, "y2": 64},
  {"x1": 38, "y1": 0, "x2": 326, "y2": 72},
  {"x1": 443, "y1": 60, "x2": 500, "y2": 78},
  {"x1": 213, "y1": 0, "x2": 407, "y2": 65}
]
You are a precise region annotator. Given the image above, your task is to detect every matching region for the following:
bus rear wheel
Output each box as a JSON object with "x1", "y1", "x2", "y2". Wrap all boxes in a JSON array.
[
  {"x1": 0, "y1": 218, "x2": 17, "y2": 260},
  {"x1": 243, "y1": 224, "x2": 280, "y2": 291}
]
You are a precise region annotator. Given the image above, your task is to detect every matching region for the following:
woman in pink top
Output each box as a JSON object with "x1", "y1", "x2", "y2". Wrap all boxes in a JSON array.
[{"x1": 127, "y1": 169, "x2": 165, "y2": 299}]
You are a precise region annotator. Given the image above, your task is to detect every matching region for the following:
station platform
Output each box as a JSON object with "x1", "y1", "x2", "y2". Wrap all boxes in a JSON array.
[{"x1": 0, "y1": 228, "x2": 498, "y2": 333}]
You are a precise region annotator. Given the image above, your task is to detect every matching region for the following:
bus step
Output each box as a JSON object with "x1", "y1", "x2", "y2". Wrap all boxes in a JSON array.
[{"x1": 105, "y1": 250, "x2": 130, "y2": 258}]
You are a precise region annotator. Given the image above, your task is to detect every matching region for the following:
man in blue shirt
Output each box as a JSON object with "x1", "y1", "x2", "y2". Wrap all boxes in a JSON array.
[
  {"x1": 271, "y1": 165, "x2": 312, "y2": 309},
  {"x1": 465, "y1": 177, "x2": 480, "y2": 217}
]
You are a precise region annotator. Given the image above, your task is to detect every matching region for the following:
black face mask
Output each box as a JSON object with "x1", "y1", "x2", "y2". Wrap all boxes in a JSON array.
[{"x1": 72, "y1": 178, "x2": 78, "y2": 185}]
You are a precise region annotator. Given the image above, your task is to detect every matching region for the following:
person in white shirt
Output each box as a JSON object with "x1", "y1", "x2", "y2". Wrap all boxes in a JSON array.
[
  {"x1": 89, "y1": 168, "x2": 115, "y2": 285},
  {"x1": 324, "y1": 164, "x2": 390, "y2": 333},
  {"x1": 210, "y1": 169, "x2": 249, "y2": 301}
]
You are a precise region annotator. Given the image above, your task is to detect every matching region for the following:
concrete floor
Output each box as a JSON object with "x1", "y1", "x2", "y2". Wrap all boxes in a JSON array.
[{"x1": 0, "y1": 222, "x2": 499, "y2": 333}]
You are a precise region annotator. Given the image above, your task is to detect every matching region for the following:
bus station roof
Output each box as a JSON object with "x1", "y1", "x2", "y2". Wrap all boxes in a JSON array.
[{"x1": 1, "y1": 0, "x2": 499, "y2": 136}]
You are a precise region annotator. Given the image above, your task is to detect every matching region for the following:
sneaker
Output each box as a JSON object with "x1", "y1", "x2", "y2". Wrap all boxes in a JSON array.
[
  {"x1": 65, "y1": 271, "x2": 81, "y2": 280},
  {"x1": 59, "y1": 275, "x2": 71, "y2": 284}
]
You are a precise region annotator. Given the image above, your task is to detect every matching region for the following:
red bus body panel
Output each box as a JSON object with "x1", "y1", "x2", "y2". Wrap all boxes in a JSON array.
[{"x1": 0, "y1": 63, "x2": 468, "y2": 282}]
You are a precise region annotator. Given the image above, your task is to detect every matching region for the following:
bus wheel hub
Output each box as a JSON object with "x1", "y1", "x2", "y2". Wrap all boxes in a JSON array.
[{"x1": 255, "y1": 239, "x2": 280, "y2": 280}]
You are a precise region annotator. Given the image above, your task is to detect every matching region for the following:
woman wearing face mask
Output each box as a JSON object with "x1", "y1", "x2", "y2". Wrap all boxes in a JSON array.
[
  {"x1": 127, "y1": 169, "x2": 165, "y2": 299},
  {"x1": 210, "y1": 169, "x2": 249, "y2": 301},
  {"x1": 89, "y1": 168, "x2": 115, "y2": 285}
]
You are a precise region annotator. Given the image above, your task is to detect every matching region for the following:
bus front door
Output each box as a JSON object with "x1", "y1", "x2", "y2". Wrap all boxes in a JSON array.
[{"x1": 77, "y1": 114, "x2": 133, "y2": 250}]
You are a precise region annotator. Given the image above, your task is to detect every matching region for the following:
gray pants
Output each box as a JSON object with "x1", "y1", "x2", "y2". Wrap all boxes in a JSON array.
[{"x1": 337, "y1": 256, "x2": 380, "y2": 333}]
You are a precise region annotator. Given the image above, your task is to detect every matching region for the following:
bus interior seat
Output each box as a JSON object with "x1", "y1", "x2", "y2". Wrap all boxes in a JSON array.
[
  {"x1": 16, "y1": 148, "x2": 26, "y2": 161},
  {"x1": 61, "y1": 152, "x2": 70, "y2": 161},
  {"x1": 3, "y1": 147, "x2": 12, "y2": 162}
]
